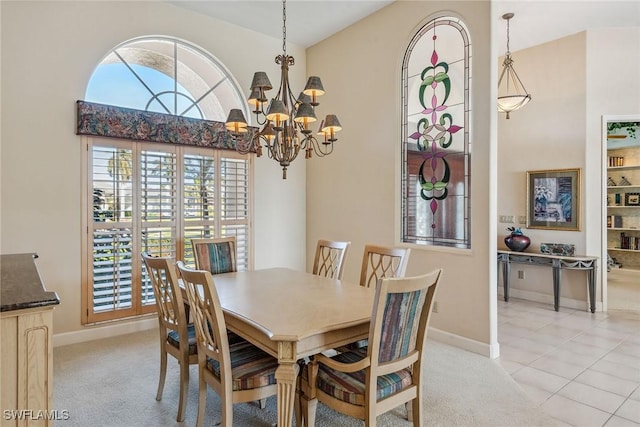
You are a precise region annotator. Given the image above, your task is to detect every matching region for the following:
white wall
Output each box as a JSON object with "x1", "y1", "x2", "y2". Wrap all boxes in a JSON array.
[
  {"x1": 307, "y1": 1, "x2": 497, "y2": 355},
  {"x1": 0, "y1": 1, "x2": 307, "y2": 340}
]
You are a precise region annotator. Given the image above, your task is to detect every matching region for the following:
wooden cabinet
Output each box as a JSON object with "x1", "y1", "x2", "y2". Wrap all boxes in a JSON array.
[{"x1": 1, "y1": 254, "x2": 59, "y2": 427}]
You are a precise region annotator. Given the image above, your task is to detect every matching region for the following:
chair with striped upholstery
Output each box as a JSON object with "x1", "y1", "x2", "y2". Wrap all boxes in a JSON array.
[
  {"x1": 191, "y1": 237, "x2": 237, "y2": 274},
  {"x1": 176, "y1": 261, "x2": 278, "y2": 427},
  {"x1": 301, "y1": 269, "x2": 443, "y2": 427},
  {"x1": 312, "y1": 239, "x2": 351, "y2": 280},
  {"x1": 142, "y1": 252, "x2": 198, "y2": 422},
  {"x1": 336, "y1": 244, "x2": 411, "y2": 353}
]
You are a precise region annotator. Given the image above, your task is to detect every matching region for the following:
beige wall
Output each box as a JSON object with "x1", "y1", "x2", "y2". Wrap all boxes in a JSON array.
[
  {"x1": 306, "y1": 1, "x2": 497, "y2": 353},
  {"x1": 0, "y1": 1, "x2": 308, "y2": 339},
  {"x1": 497, "y1": 28, "x2": 640, "y2": 310}
]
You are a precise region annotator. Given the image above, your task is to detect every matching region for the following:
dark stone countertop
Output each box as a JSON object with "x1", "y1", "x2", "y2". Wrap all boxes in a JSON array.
[{"x1": 1, "y1": 253, "x2": 60, "y2": 312}]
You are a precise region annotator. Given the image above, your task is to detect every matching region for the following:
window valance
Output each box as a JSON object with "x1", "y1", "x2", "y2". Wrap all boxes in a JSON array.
[{"x1": 76, "y1": 100, "x2": 255, "y2": 151}]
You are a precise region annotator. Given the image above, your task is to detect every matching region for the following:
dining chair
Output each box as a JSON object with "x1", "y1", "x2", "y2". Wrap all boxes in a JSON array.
[
  {"x1": 312, "y1": 239, "x2": 351, "y2": 280},
  {"x1": 359, "y1": 244, "x2": 411, "y2": 288},
  {"x1": 334, "y1": 244, "x2": 412, "y2": 352},
  {"x1": 176, "y1": 261, "x2": 278, "y2": 427},
  {"x1": 301, "y1": 269, "x2": 443, "y2": 427},
  {"x1": 141, "y1": 252, "x2": 197, "y2": 422},
  {"x1": 191, "y1": 236, "x2": 237, "y2": 274}
]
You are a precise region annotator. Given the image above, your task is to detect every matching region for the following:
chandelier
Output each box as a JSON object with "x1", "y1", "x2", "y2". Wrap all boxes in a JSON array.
[
  {"x1": 497, "y1": 13, "x2": 531, "y2": 119},
  {"x1": 225, "y1": 0, "x2": 342, "y2": 179}
]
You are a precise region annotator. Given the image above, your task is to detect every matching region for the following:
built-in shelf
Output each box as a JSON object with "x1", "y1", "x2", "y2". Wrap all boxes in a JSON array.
[
  {"x1": 608, "y1": 165, "x2": 640, "y2": 171},
  {"x1": 608, "y1": 266, "x2": 640, "y2": 274},
  {"x1": 606, "y1": 122, "x2": 640, "y2": 285},
  {"x1": 607, "y1": 185, "x2": 640, "y2": 190}
]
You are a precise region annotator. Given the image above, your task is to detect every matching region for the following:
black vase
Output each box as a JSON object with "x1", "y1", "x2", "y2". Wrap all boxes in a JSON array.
[{"x1": 505, "y1": 234, "x2": 530, "y2": 252}]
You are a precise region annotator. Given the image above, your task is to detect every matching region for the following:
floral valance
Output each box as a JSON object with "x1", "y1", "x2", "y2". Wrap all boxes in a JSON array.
[{"x1": 76, "y1": 100, "x2": 255, "y2": 152}]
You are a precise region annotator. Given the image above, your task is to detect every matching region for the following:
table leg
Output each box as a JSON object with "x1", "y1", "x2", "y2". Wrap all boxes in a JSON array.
[
  {"x1": 502, "y1": 259, "x2": 511, "y2": 302},
  {"x1": 552, "y1": 262, "x2": 561, "y2": 312},
  {"x1": 275, "y1": 351, "x2": 299, "y2": 427},
  {"x1": 589, "y1": 265, "x2": 597, "y2": 313}
]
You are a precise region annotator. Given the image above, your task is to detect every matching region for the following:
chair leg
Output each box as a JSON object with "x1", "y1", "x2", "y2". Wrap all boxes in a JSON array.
[
  {"x1": 221, "y1": 389, "x2": 233, "y2": 427},
  {"x1": 406, "y1": 401, "x2": 412, "y2": 422},
  {"x1": 176, "y1": 357, "x2": 189, "y2": 422},
  {"x1": 156, "y1": 345, "x2": 167, "y2": 401},
  {"x1": 196, "y1": 372, "x2": 206, "y2": 427},
  {"x1": 411, "y1": 395, "x2": 421, "y2": 426},
  {"x1": 302, "y1": 396, "x2": 317, "y2": 427},
  {"x1": 259, "y1": 398, "x2": 267, "y2": 409}
]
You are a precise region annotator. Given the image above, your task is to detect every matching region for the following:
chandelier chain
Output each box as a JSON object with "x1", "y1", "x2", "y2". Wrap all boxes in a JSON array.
[
  {"x1": 506, "y1": 17, "x2": 511, "y2": 55},
  {"x1": 282, "y1": 0, "x2": 287, "y2": 55}
]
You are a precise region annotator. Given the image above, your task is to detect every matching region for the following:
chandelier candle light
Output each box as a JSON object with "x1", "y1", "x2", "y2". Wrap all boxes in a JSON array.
[
  {"x1": 497, "y1": 12, "x2": 532, "y2": 118},
  {"x1": 225, "y1": 0, "x2": 342, "y2": 179}
]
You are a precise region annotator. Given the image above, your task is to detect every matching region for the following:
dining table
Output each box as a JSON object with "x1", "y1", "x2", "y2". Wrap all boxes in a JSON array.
[{"x1": 182, "y1": 267, "x2": 375, "y2": 427}]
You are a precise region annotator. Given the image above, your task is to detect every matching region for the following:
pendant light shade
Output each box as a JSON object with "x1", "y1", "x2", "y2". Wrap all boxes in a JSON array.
[{"x1": 497, "y1": 13, "x2": 531, "y2": 119}]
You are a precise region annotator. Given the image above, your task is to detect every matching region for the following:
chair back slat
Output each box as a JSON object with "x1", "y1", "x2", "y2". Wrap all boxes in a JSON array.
[
  {"x1": 313, "y1": 240, "x2": 350, "y2": 280},
  {"x1": 360, "y1": 244, "x2": 411, "y2": 288},
  {"x1": 142, "y1": 253, "x2": 184, "y2": 329},
  {"x1": 177, "y1": 261, "x2": 230, "y2": 369},
  {"x1": 191, "y1": 237, "x2": 237, "y2": 274}
]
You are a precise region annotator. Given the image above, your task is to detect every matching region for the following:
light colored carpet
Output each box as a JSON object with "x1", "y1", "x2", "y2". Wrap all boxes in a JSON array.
[{"x1": 53, "y1": 329, "x2": 557, "y2": 426}]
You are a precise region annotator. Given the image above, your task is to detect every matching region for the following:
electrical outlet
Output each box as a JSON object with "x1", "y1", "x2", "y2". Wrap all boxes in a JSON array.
[
  {"x1": 433, "y1": 301, "x2": 439, "y2": 313},
  {"x1": 518, "y1": 270, "x2": 525, "y2": 279}
]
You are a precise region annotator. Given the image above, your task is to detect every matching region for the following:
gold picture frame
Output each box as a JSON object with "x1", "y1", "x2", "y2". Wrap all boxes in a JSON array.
[{"x1": 526, "y1": 168, "x2": 581, "y2": 231}]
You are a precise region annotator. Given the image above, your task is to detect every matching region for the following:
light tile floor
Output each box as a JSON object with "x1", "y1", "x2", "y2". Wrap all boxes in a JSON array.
[{"x1": 497, "y1": 298, "x2": 640, "y2": 426}]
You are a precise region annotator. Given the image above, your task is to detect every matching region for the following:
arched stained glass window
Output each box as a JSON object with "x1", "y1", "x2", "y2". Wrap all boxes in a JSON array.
[
  {"x1": 401, "y1": 16, "x2": 471, "y2": 249},
  {"x1": 86, "y1": 36, "x2": 247, "y2": 121}
]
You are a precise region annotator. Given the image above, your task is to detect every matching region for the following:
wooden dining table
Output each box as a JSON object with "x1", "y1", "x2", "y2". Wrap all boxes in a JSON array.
[{"x1": 183, "y1": 267, "x2": 375, "y2": 427}]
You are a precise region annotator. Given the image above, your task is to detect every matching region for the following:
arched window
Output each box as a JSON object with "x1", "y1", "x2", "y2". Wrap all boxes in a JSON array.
[
  {"x1": 80, "y1": 37, "x2": 252, "y2": 323},
  {"x1": 401, "y1": 16, "x2": 471, "y2": 249},
  {"x1": 85, "y1": 36, "x2": 247, "y2": 120}
]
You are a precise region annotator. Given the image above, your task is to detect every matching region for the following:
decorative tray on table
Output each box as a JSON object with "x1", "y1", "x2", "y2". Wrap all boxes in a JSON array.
[{"x1": 540, "y1": 243, "x2": 575, "y2": 257}]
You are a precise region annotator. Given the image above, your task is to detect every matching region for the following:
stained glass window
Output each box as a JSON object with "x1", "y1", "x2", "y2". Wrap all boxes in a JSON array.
[{"x1": 401, "y1": 16, "x2": 471, "y2": 248}]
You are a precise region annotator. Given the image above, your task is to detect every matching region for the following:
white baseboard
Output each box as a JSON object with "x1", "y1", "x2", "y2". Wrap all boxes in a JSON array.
[
  {"x1": 498, "y1": 288, "x2": 598, "y2": 312},
  {"x1": 53, "y1": 317, "x2": 157, "y2": 347},
  {"x1": 428, "y1": 327, "x2": 499, "y2": 359}
]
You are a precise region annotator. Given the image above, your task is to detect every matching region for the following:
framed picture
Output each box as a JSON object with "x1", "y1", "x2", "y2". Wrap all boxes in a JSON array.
[
  {"x1": 626, "y1": 192, "x2": 640, "y2": 206},
  {"x1": 526, "y1": 168, "x2": 581, "y2": 231}
]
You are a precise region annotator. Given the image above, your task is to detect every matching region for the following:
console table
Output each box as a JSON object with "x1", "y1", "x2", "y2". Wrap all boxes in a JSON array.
[{"x1": 497, "y1": 250, "x2": 598, "y2": 313}]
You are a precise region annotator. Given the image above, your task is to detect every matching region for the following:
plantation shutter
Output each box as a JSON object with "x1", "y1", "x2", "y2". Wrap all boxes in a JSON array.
[
  {"x1": 140, "y1": 147, "x2": 178, "y2": 308},
  {"x1": 220, "y1": 155, "x2": 250, "y2": 271},
  {"x1": 181, "y1": 151, "x2": 250, "y2": 270},
  {"x1": 85, "y1": 140, "x2": 251, "y2": 324},
  {"x1": 90, "y1": 144, "x2": 136, "y2": 319}
]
